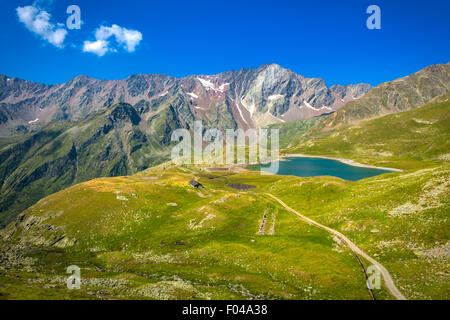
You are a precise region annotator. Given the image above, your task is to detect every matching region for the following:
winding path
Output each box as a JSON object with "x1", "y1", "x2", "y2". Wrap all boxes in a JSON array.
[{"x1": 265, "y1": 193, "x2": 407, "y2": 300}]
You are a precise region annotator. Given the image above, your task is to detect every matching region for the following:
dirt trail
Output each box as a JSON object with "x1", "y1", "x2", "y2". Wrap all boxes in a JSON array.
[{"x1": 265, "y1": 193, "x2": 407, "y2": 300}]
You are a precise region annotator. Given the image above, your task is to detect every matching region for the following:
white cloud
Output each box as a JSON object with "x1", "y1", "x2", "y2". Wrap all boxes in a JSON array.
[
  {"x1": 96, "y1": 25, "x2": 143, "y2": 52},
  {"x1": 82, "y1": 40, "x2": 109, "y2": 56},
  {"x1": 83, "y1": 24, "x2": 143, "y2": 56},
  {"x1": 16, "y1": 5, "x2": 67, "y2": 48}
]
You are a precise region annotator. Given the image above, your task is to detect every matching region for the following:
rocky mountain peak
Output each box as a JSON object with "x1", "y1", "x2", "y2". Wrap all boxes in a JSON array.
[{"x1": 0, "y1": 64, "x2": 373, "y2": 134}]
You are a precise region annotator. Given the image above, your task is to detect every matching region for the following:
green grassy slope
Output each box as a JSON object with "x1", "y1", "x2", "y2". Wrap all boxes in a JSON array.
[
  {"x1": 1, "y1": 161, "x2": 448, "y2": 300},
  {"x1": 255, "y1": 166, "x2": 449, "y2": 300},
  {"x1": 267, "y1": 118, "x2": 317, "y2": 149},
  {"x1": 0, "y1": 102, "x2": 180, "y2": 228},
  {"x1": 285, "y1": 95, "x2": 450, "y2": 170},
  {"x1": 0, "y1": 166, "x2": 387, "y2": 300}
]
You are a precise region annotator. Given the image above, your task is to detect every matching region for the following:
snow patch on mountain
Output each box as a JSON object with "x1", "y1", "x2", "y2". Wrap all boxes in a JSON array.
[
  {"x1": 302, "y1": 101, "x2": 316, "y2": 110},
  {"x1": 218, "y1": 83, "x2": 230, "y2": 92},
  {"x1": 196, "y1": 77, "x2": 230, "y2": 94},
  {"x1": 196, "y1": 78, "x2": 215, "y2": 90},
  {"x1": 268, "y1": 94, "x2": 284, "y2": 101}
]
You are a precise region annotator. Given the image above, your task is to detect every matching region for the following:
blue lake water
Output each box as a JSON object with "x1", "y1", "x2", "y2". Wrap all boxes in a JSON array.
[{"x1": 250, "y1": 157, "x2": 392, "y2": 181}]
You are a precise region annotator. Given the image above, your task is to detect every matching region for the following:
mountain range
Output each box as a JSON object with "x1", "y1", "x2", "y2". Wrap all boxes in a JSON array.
[
  {"x1": 0, "y1": 64, "x2": 371, "y2": 135},
  {"x1": 0, "y1": 62, "x2": 448, "y2": 227},
  {"x1": 0, "y1": 62, "x2": 449, "y2": 300},
  {"x1": 1, "y1": 94, "x2": 448, "y2": 299}
]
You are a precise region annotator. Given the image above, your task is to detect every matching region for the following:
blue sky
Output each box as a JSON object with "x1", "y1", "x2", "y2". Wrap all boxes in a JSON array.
[{"x1": 0, "y1": 0, "x2": 449, "y2": 86}]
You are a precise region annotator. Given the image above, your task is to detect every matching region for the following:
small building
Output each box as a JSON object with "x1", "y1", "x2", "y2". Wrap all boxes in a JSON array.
[{"x1": 189, "y1": 180, "x2": 204, "y2": 189}]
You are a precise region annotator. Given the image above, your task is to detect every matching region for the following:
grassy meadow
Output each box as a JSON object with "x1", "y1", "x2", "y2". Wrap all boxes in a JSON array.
[{"x1": 0, "y1": 95, "x2": 448, "y2": 300}]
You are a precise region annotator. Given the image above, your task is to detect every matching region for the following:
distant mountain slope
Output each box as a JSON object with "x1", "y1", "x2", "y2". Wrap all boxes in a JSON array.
[
  {"x1": 0, "y1": 64, "x2": 371, "y2": 134},
  {"x1": 284, "y1": 63, "x2": 450, "y2": 151},
  {"x1": 0, "y1": 101, "x2": 191, "y2": 227},
  {"x1": 317, "y1": 63, "x2": 450, "y2": 129},
  {"x1": 287, "y1": 94, "x2": 450, "y2": 169}
]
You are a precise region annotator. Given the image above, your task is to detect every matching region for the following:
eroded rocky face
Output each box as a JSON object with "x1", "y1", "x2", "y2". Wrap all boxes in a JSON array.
[{"x1": 0, "y1": 64, "x2": 371, "y2": 134}]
